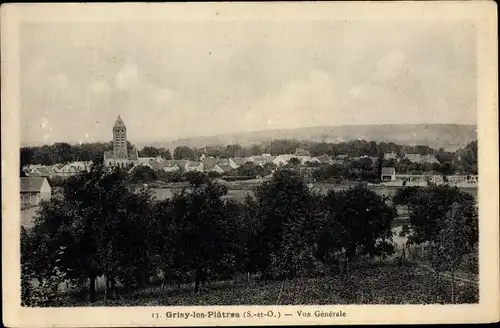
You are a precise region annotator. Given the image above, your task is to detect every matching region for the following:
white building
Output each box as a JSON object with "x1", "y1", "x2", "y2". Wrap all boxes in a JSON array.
[
  {"x1": 186, "y1": 161, "x2": 204, "y2": 172},
  {"x1": 20, "y1": 177, "x2": 51, "y2": 207}
]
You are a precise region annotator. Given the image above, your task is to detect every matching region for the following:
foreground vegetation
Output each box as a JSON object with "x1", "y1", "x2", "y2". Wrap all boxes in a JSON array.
[
  {"x1": 56, "y1": 261, "x2": 478, "y2": 307},
  {"x1": 21, "y1": 165, "x2": 478, "y2": 306}
]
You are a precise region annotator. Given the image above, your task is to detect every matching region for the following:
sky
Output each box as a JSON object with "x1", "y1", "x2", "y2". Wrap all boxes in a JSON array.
[{"x1": 20, "y1": 20, "x2": 477, "y2": 146}]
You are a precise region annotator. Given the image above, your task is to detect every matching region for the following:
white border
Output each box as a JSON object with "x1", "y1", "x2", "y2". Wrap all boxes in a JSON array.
[{"x1": 2, "y1": 2, "x2": 498, "y2": 326}]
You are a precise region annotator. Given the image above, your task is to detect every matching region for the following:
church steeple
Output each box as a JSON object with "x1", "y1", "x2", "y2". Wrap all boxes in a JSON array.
[
  {"x1": 114, "y1": 115, "x2": 126, "y2": 128},
  {"x1": 113, "y1": 115, "x2": 128, "y2": 158}
]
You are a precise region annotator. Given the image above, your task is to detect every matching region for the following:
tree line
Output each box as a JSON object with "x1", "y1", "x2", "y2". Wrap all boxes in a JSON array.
[
  {"x1": 21, "y1": 165, "x2": 478, "y2": 306},
  {"x1": 20, "y1": 142, "x2": 173, "y2": 168},
  {"x1": 21, "y1": 140, "x2": 478, "y2": 174}
]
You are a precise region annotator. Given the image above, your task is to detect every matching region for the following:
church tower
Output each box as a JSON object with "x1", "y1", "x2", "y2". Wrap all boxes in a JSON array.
[{"x1": 113, "y1": 116, "x2": 128, "y2": 158}]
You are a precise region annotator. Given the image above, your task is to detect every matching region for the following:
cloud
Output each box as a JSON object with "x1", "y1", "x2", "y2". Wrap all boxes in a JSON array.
[
  {"x1": 154, "y1": 87, "x2": 175, "y2": 105},
  {"x1": 375, "y1": 50, "x2": 407, "y2": 80},
  {"x1": 39, "y1": 117, "x2": 53, "y2": 143},
  {"x1": 89, "y1": 80, "x2": 110, "y2": 95},
  {"x1": 115, "y1": 64, "x2": 140, "y2": 90},
  {"x1": 348, "y1": 85, "x2": 365, "y2": 99},
  {"x1": 19, "y1": 21, "x2": 476, "y2": 145},
  {"x1": 250, "y1": 70, "x2": 337, "y2": 130}
]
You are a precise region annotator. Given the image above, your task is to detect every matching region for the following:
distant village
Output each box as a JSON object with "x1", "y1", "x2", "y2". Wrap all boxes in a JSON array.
[{"x1": 21, "y1": 116, "x2": 478, "y2": 208}]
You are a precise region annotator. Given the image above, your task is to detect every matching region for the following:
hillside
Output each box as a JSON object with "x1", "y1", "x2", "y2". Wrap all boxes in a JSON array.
[{"x1": 144, "y1": 124, "x2": 477, "y2": 152}]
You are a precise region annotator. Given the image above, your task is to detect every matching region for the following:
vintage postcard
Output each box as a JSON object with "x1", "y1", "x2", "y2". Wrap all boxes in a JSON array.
[{"x1": 1, "y1": 1, "x2": 499, "y2": 327}]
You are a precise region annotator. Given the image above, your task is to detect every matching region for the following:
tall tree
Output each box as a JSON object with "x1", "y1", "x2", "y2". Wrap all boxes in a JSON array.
[
  {"x1": 395, "y1": 186, "x2": 477, "y2": 246},
  {"x1": 252, "y1": 169, "x2": 314, "y2": 280},
  {"x1": 321, "y1": 185, "x2": 396, "y2": 270},
  {"x1": 173, "y1": 146, "x2": 196, "y2": 160},
  {"x1": 429, "y1": 202, "x2": 478, "y2": 303},
  {"x1": 26, "y1": 164, "x2": 155, "y2": 303},
  {"x1": 157, "y1": 180, "x2": 243, "y2": 292}
]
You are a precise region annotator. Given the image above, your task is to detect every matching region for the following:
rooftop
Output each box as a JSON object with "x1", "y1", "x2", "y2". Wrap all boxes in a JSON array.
[
  {"x1": 381, "y1": 167, "x2": 396, "y2": 175},
  {"x1": 114, "y1": 115, "x2": 126, "y2": 128},
  {"x1": 21, "y1": 177, "x2": 48, "y2": 193}
]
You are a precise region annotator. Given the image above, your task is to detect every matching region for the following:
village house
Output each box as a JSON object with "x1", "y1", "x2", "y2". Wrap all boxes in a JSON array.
[
  {"x1": 171, "y1": 160, "x2": 190, "y2": 171},
  {"x1": 186, "y1": 161, "x2": 204, "y2": 172},
  {"x1": 404, "y1": 153, "x2": 439, "y2": 164},
  {"x1": 162, "y1": 159, "x2": 189, "y2": 172},
  {"x1": 57, "y1": 161, "x2": 92, "y2": 177},
  {"x1": 229, "y1": 157, "x2": 246, "y2": 169},
  {"x1": 447, "y1": 174, "x2": 478, "y2": 185},
  {"x1": 27, "y1": 165, "x2": 58, "y2": 179},
  {"x1": 163, "y1": 163, "x2": 180, "y2": 172},
  {"x1": 20, "y1": 177, "x2": 52, "y2": 207},
  {"x1": 404, "y1": 153, "x2": 422, "y2": 163},
  {"x1": 380, "y1": 167, "x2": 396, "y2": 182},
  {"x1": 217, "y1": 158, "x2": 230, "y2": 166},
  {"x1": 300, "y1": 162, "x2": 321, "y2": 177},
  {"x1": 422, "y1": 154, "x2": 439, "y2": 164},
  {"x1": 384, "y1": 152, "x2": 398, "y2": 161},
  {"x1": 23, "y1": 164, "x2": 43, "y2": 175},
  {"x1": 202, "y1": 158, "x2": 218, "y2": 172},
  {"x1": 294, "y1": 148, "x2": 310, "y2": 156},
  {"x1": 212, "y1": 163, "x2": 234, "y2": 175},
  {"x1": 247, "y1": 155, "x2": 275, "y2": 166},
  {"x1": 138, "y1": 157, "x2": 156, "y2": 165},
  {"x1": 310, "y1": 154, "x2": 333, "y2": 165},
  {"x1": 273, "y1": 154, "x2": 298, "y2": 166},
  {"x1": 297, "y1": 155, "x2": 312, "y2": 164},
  {"x1": 149, "y1": 159, "x2": 168, "y2": 171}
]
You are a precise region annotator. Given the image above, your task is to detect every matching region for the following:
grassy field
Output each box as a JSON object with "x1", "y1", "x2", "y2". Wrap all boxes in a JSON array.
[
  {"x1": 58, "y1": 260, "x2": 478, "y2": 306},
  {"x1": 149, "y1": 182, "x2": 478, "y2": 203}
]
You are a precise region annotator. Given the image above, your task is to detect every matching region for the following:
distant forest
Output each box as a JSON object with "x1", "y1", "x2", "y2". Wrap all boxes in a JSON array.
[{"x1": 20, "y1": 139, "x2": 478, "y2": 174}]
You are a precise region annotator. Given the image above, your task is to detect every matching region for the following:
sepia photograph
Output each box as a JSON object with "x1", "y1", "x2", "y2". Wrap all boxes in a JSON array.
[{"x1": 2, "y1": 2, "x2": 498, "y2": 327}]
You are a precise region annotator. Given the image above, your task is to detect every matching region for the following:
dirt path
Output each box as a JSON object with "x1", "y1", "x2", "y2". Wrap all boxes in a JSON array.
[
  {"x1": 390, "y1": 226, "x2": 478, "y2": 286},
  {"x1": 416, "y1": 263, "x2": 479, "y2": 285}
]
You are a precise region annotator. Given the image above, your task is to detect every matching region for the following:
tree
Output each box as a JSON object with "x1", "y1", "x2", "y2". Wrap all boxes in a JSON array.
[
  {"x1": 139, "y1": 146, "x2": 160, "y2": 157},
  {"x1": 265, "y1": 139, "x2": 301, "y2": 155},
  {"x1": 173, "y1": 146, "x2": 196, "y2": 160},
  {"x1": 156, "y1": 180, "x2": 244, "y2": 292},
  {"x1": 454, "y1": 141, "x2": 478, "y2": 174},
  {"x1": 21, "y1": 225, "x2": 68, "y2": 306},
  {"x1": 436, "y1": 162, "x2": 455, "y2": 177},
  {"x1": 309, "y1": 142, "x2": 334, "y2": 157},
  {"x1": 251, "y1": 169, "x2": 315, "y2": 280},
  {"x1": 184, "y1": 171, "x2": 207, "y2": 186},
  {"x1": 26, "y1": 164, "x2": 156, "y2": 303},
  {"x1": 288, "y1": 157, "x2": 301, "y2": 168},
  {"x1": 237, "y1": 163, "x2": 259, "y2": 177},
  {"x1": 395, "y1": 186, "x2": 477, "y2": 246},
  {"x1": 129, "y1": 165, "x2": 157, "y2": 183},
  {"x1": 158, "y1": 147, "x2": 172, "y2": 160},
  {"x1": 21, "y1": 147, "x2": 35, "y2": 168},
  {"x1": 248, "y1": 144, "x2": 263, "y2": 156},
  {"x1": 262, "y1": 162, "x2": 277, "y2": 176},
  {"x1": 222, "y1": 144, "x2": 244, "y2": 158},
  {"x1": 429, "y1": 202, "x2": 478, "y2": 303},
  {"x1": 320, "y1": 185, "x2": 396, "y2": 270}
]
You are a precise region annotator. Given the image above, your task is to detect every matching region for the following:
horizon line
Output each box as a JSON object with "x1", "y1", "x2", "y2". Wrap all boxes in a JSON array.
[{"x1": 21, "y1": 122, "x2": 478, "y2": 148}]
